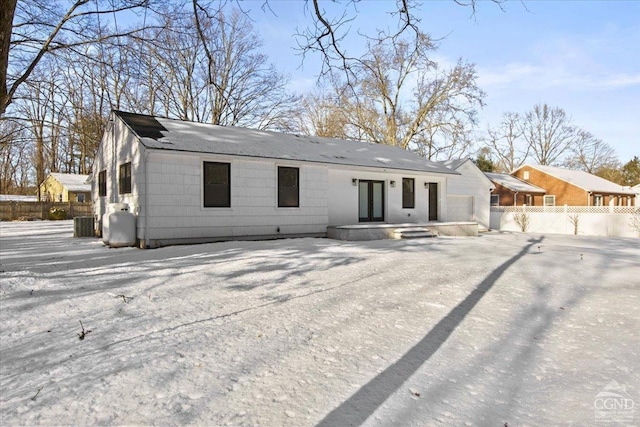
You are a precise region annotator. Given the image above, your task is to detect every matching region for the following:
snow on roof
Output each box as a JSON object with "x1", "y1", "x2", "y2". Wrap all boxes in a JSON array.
[
  {"x1": 49, "y1": 173, "x2": 90, "y2": 192},
  {"x1": 438, "y1": 158, "x2": 469, "y2": 170},
  {"x1": 520, "y1": 165, "x2": 636, "y2": 195},
  {"x1": 0, "y1": 194, "x2": 37, "y2": 202},
  {"x1": 114, "y1": 111, "x2": 456, "y2": 175},
  {"x1": 485, "y1": 172, "x2": 546, "y2": 193}
]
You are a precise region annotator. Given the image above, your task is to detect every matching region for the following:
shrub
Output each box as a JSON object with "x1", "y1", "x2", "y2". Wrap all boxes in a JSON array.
[
  {"x1": 513, "y1": 211, "x2": 530, "y2": 232},
  {"x1": 48, "y1": 207, "x2": 67, "y2": 220}
]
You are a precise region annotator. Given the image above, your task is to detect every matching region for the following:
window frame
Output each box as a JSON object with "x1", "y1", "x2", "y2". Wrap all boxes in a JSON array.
[
  {"x1": 594, "y1": 194, "x2": 603, "y2": 206},
  {"x1": 277, "y1": 166, "x2": 300, "y2": 208},
  {"x1": 118, "y1": 162, "x2": 132, "y2": 194},
  {"x1": 543, "y1": 195, "x2": 556, "y2": 207},
  {"x1": 402, "y1": 178, "x2": 415, "y2": 209},
  {"x1": 203, "y1": 161, "x2": 231, "y2": 208},
  {"x1": 98, "y1": 170, "x2": 107, "y2": 197},
  {"x1": 525, "y1": 194, "x2": 532, "y2": 206},
  {"x1": 490, "y1": 194, "x2": 500, "y2": 206}
]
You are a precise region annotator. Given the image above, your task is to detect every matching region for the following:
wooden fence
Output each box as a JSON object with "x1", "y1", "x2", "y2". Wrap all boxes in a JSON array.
[{"x1": 0, "y1": 201, "x2": 93, "y2": 221}]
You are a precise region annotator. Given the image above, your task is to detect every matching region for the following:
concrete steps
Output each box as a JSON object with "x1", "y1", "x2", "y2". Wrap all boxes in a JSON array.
[{"x1": 393, "y1": 227, "x2": 437, "y2": 239}]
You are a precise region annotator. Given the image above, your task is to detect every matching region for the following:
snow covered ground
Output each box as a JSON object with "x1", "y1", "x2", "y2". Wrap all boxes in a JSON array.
[{"x1": 1, "y1": 220, "x2": 638, "y2": 426}]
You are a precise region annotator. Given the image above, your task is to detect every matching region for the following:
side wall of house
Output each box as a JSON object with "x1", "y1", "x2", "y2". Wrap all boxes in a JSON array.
[
  {"x1": 327, "y1": 168, "x2": 447, "y2": 225},
  {"x1": 446, "y1": 162, "x2": 493, "y2": 229},
  {"x1": 39, "y1": 176, "x2": 64, "y2": 202},
  {"x1": 142, "y1": 150, "x2": 329, "y2": 245},
  {"x1": 513, "y1": 166, "x2": 588, "y2": 206},
  {"x1": 92, "y1": 117, "x2": 145, "y2": 236}
]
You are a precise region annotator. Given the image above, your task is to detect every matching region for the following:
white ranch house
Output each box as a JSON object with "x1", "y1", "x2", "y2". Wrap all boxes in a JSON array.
[{"x1": 92, "y1": 111, "x2": 477, "y2": 248}]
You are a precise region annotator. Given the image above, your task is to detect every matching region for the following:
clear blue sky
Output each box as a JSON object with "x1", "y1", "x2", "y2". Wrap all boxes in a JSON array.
[{"x1": 243, "y1": 0, "x2": 640, "y2": 163}]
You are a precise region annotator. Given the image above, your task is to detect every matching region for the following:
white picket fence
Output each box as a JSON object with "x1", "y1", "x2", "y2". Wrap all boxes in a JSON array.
[{"x1": 490, "y1": 206, "x2": 640, "y2": 238}]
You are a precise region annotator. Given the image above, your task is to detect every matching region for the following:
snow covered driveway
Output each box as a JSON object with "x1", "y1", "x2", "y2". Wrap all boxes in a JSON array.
[{"x1": 1, "y1": 221, "x2": 638, "y2": 426}]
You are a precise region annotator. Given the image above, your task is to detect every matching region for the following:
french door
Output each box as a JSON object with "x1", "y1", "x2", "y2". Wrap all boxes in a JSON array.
[{"x1": 359, "y1": 180, "x2": 385, "y2": 222}]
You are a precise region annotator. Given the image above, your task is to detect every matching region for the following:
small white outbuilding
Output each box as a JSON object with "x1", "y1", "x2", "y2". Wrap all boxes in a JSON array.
[{"x1": 92, "y1": 111, "x2": 463, "y2": 248}]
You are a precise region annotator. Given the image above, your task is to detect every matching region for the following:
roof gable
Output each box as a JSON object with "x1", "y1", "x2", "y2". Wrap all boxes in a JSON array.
[
  {"x1": 439, "y1": 158, "x2": 495, "y2": 188},
  {"x1": 114, "y1": 111, "x2": 455, "y2": 175},
  {"x1": 515, "y1": 164, "x2": 635, "y2": 195},
  {"x1": 48, "y1": 173, "x2": 90, "y2": 192}
]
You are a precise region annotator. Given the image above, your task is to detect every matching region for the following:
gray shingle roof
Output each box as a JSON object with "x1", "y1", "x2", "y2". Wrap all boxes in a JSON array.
[
  {"x1": 114, "y1": 111, "x2": 456, "y2": 175},
  {"x1": 519, "y1": 165, "x2": 636, "y2": 195},
  {"x1": 485, "y1": 173, "x2": 546, "y2": 193}
]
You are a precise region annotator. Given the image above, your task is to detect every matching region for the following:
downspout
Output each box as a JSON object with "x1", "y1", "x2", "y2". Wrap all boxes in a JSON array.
[
  {"x1": 143, "y1": 148, "x2": 149, "y2": 248},
  {"x1": 587, "y1": 191, "x2": 592, "y2": 206}
]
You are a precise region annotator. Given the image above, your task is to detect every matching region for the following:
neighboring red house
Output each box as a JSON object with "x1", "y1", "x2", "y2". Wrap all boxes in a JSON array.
[
  {"x1": 511, "y1": 165, "x2": 636, "y2": 207},
  {"x1": 485, "y1": 172, "x2": 546, "y2": 206}
]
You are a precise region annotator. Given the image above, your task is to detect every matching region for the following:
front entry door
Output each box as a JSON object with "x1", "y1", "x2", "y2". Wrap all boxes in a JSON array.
[
  {"x1": 359, "y1": 180, "x2": 385, "y2": 222},
  {"x1": 428, "y1": 182, "x2": 438, "y2": 221}
]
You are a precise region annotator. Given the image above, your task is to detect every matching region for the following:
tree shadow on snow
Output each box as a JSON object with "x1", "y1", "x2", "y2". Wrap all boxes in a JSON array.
[{"x1": 316, "y1": 236, "x2": 545, "y2": 427}]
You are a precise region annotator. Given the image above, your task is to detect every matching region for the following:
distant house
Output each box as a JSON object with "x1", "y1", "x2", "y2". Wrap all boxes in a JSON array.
[
  {"x1": 92, "y1": 110, "x2": 460, "y2": 248},
  {"x1": 439, "y1": 158, "x2": 494, "y2": 230},
  {"x1": 511, "y1": 165, "x2": 635, "y2": 207},
  {"x1": 485, "y1": 172, "x2": 546, "y2": 206},
  {"x1": 633, "y1": 184, "x2": 640, "y2": 206},
  {"x1": 39, "y1": 173, "x2": 91, "y2": 202}
]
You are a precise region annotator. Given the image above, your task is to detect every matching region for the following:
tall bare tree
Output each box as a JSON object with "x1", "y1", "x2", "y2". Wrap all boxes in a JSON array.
[
  {"x1": 484, "y1": 112, "x2": 529, "y2": 172},
  {"x1": 321, "y1": 34, "x2": 484, "y2": 159},
  {"x1": 563, "y1": 129, "x2": 618, "y2": 174},
  {"x1": 2, "y1": 0, "x2": 155, "y2": 116},
  {"x1": 522, "y1": 103, "x2": 576, "y2": 166},
  {"x1": 192, "y1": 4, "x2": 300, "y2": 130}
]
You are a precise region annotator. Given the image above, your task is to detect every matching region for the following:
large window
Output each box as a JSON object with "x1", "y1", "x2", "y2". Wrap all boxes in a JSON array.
[
  {"x1": 98, "y1": 170, "x2": 107, "y2": 197},
  {"x1": 203, "y1": 162, "x2": 231, "y2": 207},
  {"x1": 118, "y1": 162, "x2": 131, "y2": 194},
  {"x1": 402, "y1": 178, "x2": 415, "y2": 208},
  {"x1": 278, "y1": 166, "x2": 299, "y2": 207}
]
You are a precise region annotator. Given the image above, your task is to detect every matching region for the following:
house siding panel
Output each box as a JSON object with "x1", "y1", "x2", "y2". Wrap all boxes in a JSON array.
[
  {"x1": 140, "y1": 151, "x2": 330, "y2": 242},
  {"x1": 445, "y1": 161, "x2": 493, "y2": 229}
]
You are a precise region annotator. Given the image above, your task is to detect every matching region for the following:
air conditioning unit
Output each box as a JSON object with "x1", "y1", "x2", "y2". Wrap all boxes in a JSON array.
[{"x1": 74, "y1": 216, "x2": 95, "y2": 237}]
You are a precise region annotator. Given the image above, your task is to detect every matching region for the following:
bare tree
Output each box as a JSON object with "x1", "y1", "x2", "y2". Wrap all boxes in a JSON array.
[
  {"x1": 522, "y1": 103, "x2": 576, "y2": 166},
  {"x1": 0, "y1": 118, "x2": 32, "y2": 193},
  {"x1": 295, "y1": 0, "x2": 504, "y2": 85},
  {"x1": 323, "y1": 34, "x2": 484, "y2": 159},
  {"x1": 295, "y1": 90, "x2": 350, "y2": 139},
  {"x1": 484, "y1": 112, "x2": 529, "y2": 172},
  {"x1": 2, "y1": 0, "x2": 155, "y2": 116},
  {"x1": 563, "y1": 130, "x2": 618, "y2": 174}
]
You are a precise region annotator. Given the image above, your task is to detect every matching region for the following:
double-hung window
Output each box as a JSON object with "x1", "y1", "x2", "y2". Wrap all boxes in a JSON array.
[
  {"x1": 402, "y1": 178, "x2": 415, "y2": 209},
  {"x1": 203, "y1": 162, "x2": 231, "y2": 207},
  {"x1": 278, "y1": 166, "x2": 299, "y2": 208},
  {"x1": 98, "y1": 170, "x2": 107, "y2": 197},
  {"x1": 119, "y1": 163, "x2": 131, "y2": 194}
]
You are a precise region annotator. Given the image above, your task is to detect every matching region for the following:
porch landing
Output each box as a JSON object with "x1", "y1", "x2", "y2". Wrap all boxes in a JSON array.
[{"x1": 327, "y1": 221, "x2": 478, "y2": 241}]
